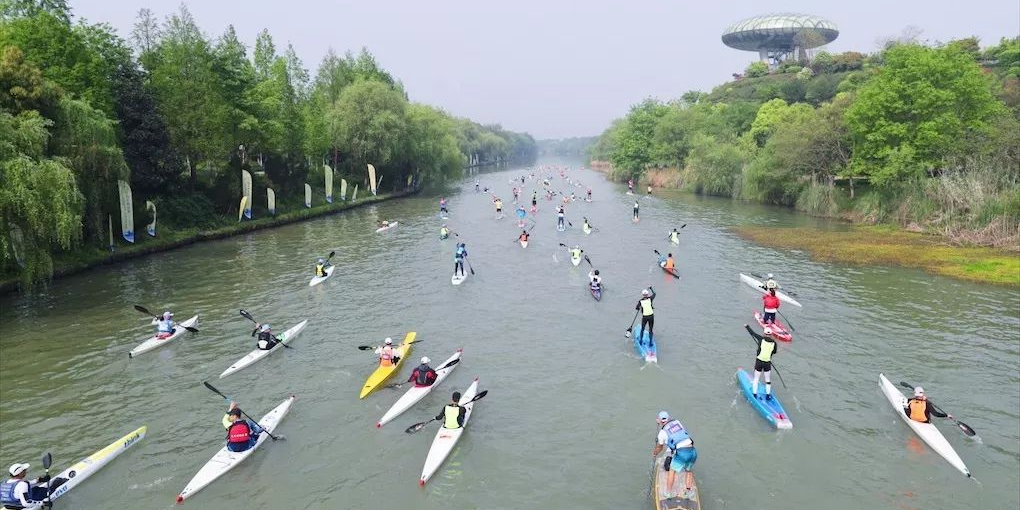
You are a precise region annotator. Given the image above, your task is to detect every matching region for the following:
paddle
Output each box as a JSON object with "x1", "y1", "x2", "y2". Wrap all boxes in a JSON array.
[
  {"x1": 41, "y1": 452, "x2": 52, "y2": 509},
  {"x1": 652, "y1": 250, "x2": 680, "y2": 279},
  {"x1": 451, "y1": 235, "x2": 474, "y2": 275},
  {"x1": 384, "y1": 358, "x2": 461, "y2": 389},
  {"x1": 404, "y1": 390, "x2": 489, "y2": 434},
  {"x1": 744, "y1": 326, "x2": 787, "y2": 389},
  {"x1": 584, "y1": 255, "x2": 593, "y2": 267},
  {"x1": 357, "y1": 337, "x2": 423, "y2": 351},
  {"x1": 134, "y1": 305, "x2": 199, "y2": 333},
  {"x1": 897, "y1": 382, "x2": 976, "y2": 436},
  {"x1": 777, "y1": 310, "x2": 796, "y2": 332},
  {"x1": 239, "y1": 310, "x2": 292, "y2": 349},
  {"x1": 624, "y1": 310, "x2": 640, "y2": 338},
  {"x1": 202, "y1": 381, "x2": 283, "y2": 441},
  {"x1": 750, "y1": 273, "x2": 798, "y2": 296}
]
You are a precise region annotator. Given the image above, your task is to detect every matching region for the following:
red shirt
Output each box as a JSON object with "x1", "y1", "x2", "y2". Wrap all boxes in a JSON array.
[{"x1": 763, "y1": 294, "x2": 781, "y2": 310}]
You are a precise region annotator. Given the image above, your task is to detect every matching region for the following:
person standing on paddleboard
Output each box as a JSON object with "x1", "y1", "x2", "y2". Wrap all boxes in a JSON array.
[
  {"x1": 493, "y1": 197, "x2": 503, "y2": 218},
  {"x1": 647, "y1": 185, "x2": 652, "y2": 196},
  {"x1": 439, "y1": 197, "x2": 448, "y2": 216},
  {"x1": 1, "y1": 463, "x2": 51, "y2": 509},
  {"x1": 556, "y1": 206, "x2": 566, "y2": 229},
  {"x1": 762, "y1": 289, "x2": 780, "y2": 325},
  {"x1": 904, "y1": 387, "x2": 952, "y2": 424},
  {"x1": 653, "y1": 411, "x2": 697, "y2": 500},
  {"x1": 223, "y1": 403, "x2": 264, "y2": 452},
  {"x1": 628, "y1": 178, "x2": 634, "y2": 193},
  {"x1": 435, "y1": 392, "x2": 467, "y2": 429},
  {"x1": 454, "y1": 243, "x2": 468, "y2": 278},
  {"x1": 633, "y1": 201, "x2": 640, "y2": 221},
  {"x1": 586, "y1": 188, "x2": 592, "y2": 200},
  {"x1": 253, "y1": 324, "x2": 279, "y2": 350},
  {"x1": 745, "y1": 324, "x2": 778, "y2": 399},
  {"x1": 408, "y1": 357, "x2": 438, "y2": 387},
  {"x1": 635, "y1": 287, "x2": 656, "y2": 341},
  {"x1": 156, "y1": 311, "x2": 176, "y2": 339}
]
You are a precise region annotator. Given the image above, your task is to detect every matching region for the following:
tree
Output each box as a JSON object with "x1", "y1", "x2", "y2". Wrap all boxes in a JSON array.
[
  {"x1": 746, "y1": 98, "x2": 814, "y2": 148},
  {"x1": 811, "y1": 51, "x2": 835, "y2": 73},
  {"x1": 130, "y1": 8, "x2": 160, "y2": 54},
  {"x1": 328, "y1": 79, "x2": 407, "y2": 177},
  {"x1": 608, "y1": 98, "x2": 669, "y2": 175},
  {"x1": 745, "y1": 61, "x2": 769, "y2": 78},
  {"x1": 113, "y1": 61, "x2": 182, "y2": 192},
  {"x1": 253, "y1": 28, "x2": 276, "y2": 80}
]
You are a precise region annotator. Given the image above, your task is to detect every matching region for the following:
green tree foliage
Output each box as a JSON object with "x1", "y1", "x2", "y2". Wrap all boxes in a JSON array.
[
  {"x1": 113, "y1": 61, "x2": 182, "y2": 192},
  {"x1": 608, "y1": 99, "x2": 669, "y2": 175},
  {"x1": 745, "y1": 61, "x2": 769, "y2": 78}
]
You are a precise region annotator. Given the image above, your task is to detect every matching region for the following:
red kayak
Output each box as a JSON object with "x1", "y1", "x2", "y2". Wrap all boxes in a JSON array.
[{"x1": 753, "y1": 311, "x2": 792, "y2": 342}]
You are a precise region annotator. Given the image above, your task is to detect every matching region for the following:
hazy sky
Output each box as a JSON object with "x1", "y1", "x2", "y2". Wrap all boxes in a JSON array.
[{"x1": 71, "y1": 0, "x2": 1019, "y2": 139}]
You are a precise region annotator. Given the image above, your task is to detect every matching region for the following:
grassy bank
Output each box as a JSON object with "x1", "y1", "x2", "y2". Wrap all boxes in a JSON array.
[
  {"x1": 0, "y1": 190, "x2": 415, "y2": 295},
  {"x1": 732, "y1": 224, "x2": 1020, "y2": 286}
]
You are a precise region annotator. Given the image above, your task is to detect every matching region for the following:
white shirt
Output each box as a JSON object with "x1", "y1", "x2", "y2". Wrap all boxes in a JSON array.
[{"x1": 657, "y1": 421, "x2": 694, "y2": 448}]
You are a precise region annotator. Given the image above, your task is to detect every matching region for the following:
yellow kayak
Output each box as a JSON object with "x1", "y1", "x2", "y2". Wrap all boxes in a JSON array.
[{"x1": 359, "y1": 332, "x2": 416, "y2": 398}]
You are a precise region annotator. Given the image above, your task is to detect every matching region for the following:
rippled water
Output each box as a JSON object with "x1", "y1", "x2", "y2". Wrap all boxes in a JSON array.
[{"x1": 2, "y1": 160, "x2": 1018, "y2": 510}]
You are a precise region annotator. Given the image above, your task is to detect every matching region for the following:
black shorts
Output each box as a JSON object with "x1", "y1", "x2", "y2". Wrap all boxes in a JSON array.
[{"x1": 754, "y1": 359, "x2": 772, "y2": 372}]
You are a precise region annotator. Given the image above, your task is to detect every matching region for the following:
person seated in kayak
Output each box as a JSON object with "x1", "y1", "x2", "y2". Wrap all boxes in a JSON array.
[
  {"x1": 583, "y1": 218, "x2": 592, "y2": 231},
  {"x1": 408, "y1": 356, "x2": 438, "y2": 387},
  {"x1": 519, "y1": 231, "x2": 529, "y2": 242},
  {"x1": 633, "y1": 201, "x2": 640, "y2": 220},
  {"x1": 762, "y1": 289, "x2": 780, "y2": 325},
  {"x1": 635, "y1": 287, "x2": 656, "y2": 340},
  {"x1": 375, "y1": 337, "x2": 400, "y2": 367},
  {"x1": 904, "y1": 387, "x2": 953, "y2": 424},
  {"x1": 494, "y1": 198, "x2": 503, "y2": 215},
  {"x1": 1, "y1": 463, "x2": 51, "y2": 509},
  {"x1": 314, "y1": 258, "x2": 331, "y2": 278},
  {"x1": 156, "y1": 311, "x2": 176, "y2": 339},
  {"x1": 556, "y1": 206, "x2": 565, "y2": 229},
  {"x1": 744, "y1": 324, "x2": 778, "y2": 399},
  {"x1": 569, "y1": 245, "x2": 583, "y2": 260},
  {"x1": 439, "y1": 197, "x2": 448, "y2": 214},
  {"x1": 653, "y1": 411, "x2": 697, "y2": 500},
  {"x1": 435, "y1": 391, "x2": 467, "y2": 429},
  {"x1": 589, "y1": 269, "x2": 602, "y2": 290},
  {"x1": 454, "y1": 243, "x2": 467, "y2": 277},
  {"x1": 378, "y1": 220, "x2": 390, "y2": 229},
  {"x1": 662, "y1": 253, "x2": 676, "y2": 271},
  {"x1": 586, "y1": 188, "x2": 592, "y2": 200},
  {"x1": 440, "y1": 225, "x2": 450, "y2": 239},
  {"x1": 763, "y1": 273, "x2": 779, "y2": 291},
  {"x1": 253, "y1": 324, "x2": 279, "y2": 350},
  {"x1": 222, "y1": 403, "x2": 264, "y2": 453},
  {"x1": 669, "y1": 229, "x2": 680, "y2": 244}
]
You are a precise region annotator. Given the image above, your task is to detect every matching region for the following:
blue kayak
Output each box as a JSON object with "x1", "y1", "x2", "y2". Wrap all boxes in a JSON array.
[
  {"x1": 735, "y1": 369, "x2": 793, "y2": 429},
  {"x1": 633, "y1": 329, "x2": 657, "y2": 363}
]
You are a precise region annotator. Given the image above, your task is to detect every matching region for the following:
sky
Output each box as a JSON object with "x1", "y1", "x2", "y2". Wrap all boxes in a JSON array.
[{"x1": 70, "y1": 0, "x2": 1019, "y2": 139}]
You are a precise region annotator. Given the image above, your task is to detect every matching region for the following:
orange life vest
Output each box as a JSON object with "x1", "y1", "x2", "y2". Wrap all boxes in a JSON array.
[
  {"x1": 908, "y1": 399, "x2": 928, "y2": 422},
  {"x1": 380, "y1": 346, "x2": 395, "y2": 367},
  {"x1": 665, "y1": 258, "x2": 675, "y2": 270}
]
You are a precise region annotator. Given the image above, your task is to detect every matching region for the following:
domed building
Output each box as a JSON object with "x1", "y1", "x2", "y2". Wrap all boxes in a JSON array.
[{"x1": 722, "y1": 13, "x2": 839, "y2": 66}]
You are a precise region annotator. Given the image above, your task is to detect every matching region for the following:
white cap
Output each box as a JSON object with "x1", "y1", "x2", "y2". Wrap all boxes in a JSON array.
[
  {"x1": 163, "y1": 311, "x2": 173, "y2": 318},
  {"x1": 767, "y1": 273, "x2": 774, "y2": 278},
  {"x1": 384, "y1": 338, "x2": 393, "y2": 345},
  {"x1": 260, "y1": 324, "x2": 271, "y2": 332},
  {"x1": 657, "y1": 411, "x2": 669, "y2": 421},
  {"x1": 8, "y1": 463, "x2": 29, "y2": 476},
  {"x1": 763, "y1": 327, "x2": 774, "y2": 335},
  {"x1": 420, "y1": 356, "x2": 430, "y2": 364},
  {"x1": 641, "y1": 289, "x2": 651, "y2": 296},
  {"x1": 914, "y1": 387, "x2": 924, "y2": 397}
]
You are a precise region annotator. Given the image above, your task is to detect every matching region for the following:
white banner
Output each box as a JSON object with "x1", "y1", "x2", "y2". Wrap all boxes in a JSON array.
[
  {"x1": 241, "y1": 170, "x2": 253, "y2": 219},
  {"x1": 117, "y1": 180, "x2": 134, "y2": 243},
  {"x1": 324, "y1": 164, "x2": 333, "y2": 203},
  {"x1": 238, "y1": 196, "x2": 247, "y2": 222},
  {"x1": 267, "y1": 188, "x2": 276, "y2": 215},
  {"x1": 145, "y1": 200, "x2": 156, "y2": 236},
  {"x1": 352, "y1": 184, "x2": 358, "y2": 201},
  {"x1": 367, "y1": 164, "x2": 377, "y2": 195},
  {"x1": 340, "y1": 178, "x2": 348, "y2": 201},
  {"x1": 304, "y1": 183, "x2": 312, "y2": 208}
]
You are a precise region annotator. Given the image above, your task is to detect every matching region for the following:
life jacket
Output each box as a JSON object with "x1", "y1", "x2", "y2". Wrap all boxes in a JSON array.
[
  {"x1": 0, "y1": 479, "x2": 29, "y2": 508},
  {"x1": 443, "y1": 404, "x2": 462, "y2": 429},
  {"x1": 227, "y1": 420, "x2": 252, "y2": 444},
  {"x1": 440, "y1": 228, "x2": 449, "y2": 236},
  {"x1": 315, "y1": 264, "x2": 326, "y2": 277},
  {"x1": 661, "y1": 419, "x2": 691, "y2": 450},
  {"x1": 665, "y1": 258, "x2": 675, "y2": 270},
  {"x1": 495, "y1": 200, "x2": 502, "y2": 208},
  {"x1": 640, "y1": 297, "x2": 654, "y2": 316},
  {"x1": 763, "y1": 294, "x2": 780, "y2": 311},
  {"x1": 455, "y1": 247, "x2": 466, "y2": 260},
  {"x1": 414, "y1": 365, "x2": 435, "y2": 386},
  {"x1": 380, "y1": 345, "x2": 395, "y2": 366},
  {"x1": 157, "y1": 319, "x2": 174, "y2": 333},
  {"x1": 757, "y1": 339, "x2": 776, "y2": 362},
  {"x1": 908, "y1": 399, "x2": 929, "y2": 422},
  {"x1": 520, "y1": 234, "x2": 528, "y2": 241}
]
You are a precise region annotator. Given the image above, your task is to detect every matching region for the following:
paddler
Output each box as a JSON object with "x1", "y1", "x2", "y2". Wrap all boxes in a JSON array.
[
  {"x1": 586, "y1": 188, "x2": 592, "y2": 200},
  {"x1": 588, "y1": 269, "x2": 602, "y2": 291},
  {"x1": 408, "y1": 357, "x2": 438, "y2": 387},
  {"x1": 378, "y1": 220, "x2": 390, "y2": 229},
  {"x1": 668, "y1": 228, "x2": 680, "y2": 244},
  {"x1": 474, "y1": 180, "x2": 479, "y2": 192},
  {"x1": 556, "y1": 205, "x2": 565, "y2": 229},
  {"x1": 439, "y1": 197, "x2": 448, "y2": 215},
  {"x1": 531, "y1": 191, "x2": 538, "y2": 210},
  {"x1": 454, "y1": 243, "x2": 468, "y2": 277},
  {"x1": 314, "y1": 258, "x2": 330, "y2": 278},
  {"x1": 635, "y1": 287, "x2": 656, "y2": 340},
  {"x1": 1, "y1": 463, "x2": 51, "y2": 509},
  {"x1": 653, "y1": 411, "x2": 697, "y2": 500},
  {"x1": 435, "y1": 391, "x2": 467, "y2": 429},
  {"x1": 633, "y1": 201, "x2": 640, "y2": 221},
  {"x1": 493, "y1": 197, "x2": 503, "y2": 217},
  {"x1": 662, "y1": 253, "x2": 676, "y2": 272},
  {"x1": 519, "y1": 230, "x2": 529, "y2": 243},
  {"x1": 744, "y1": 324, "x2": 778, "y2": 399},
  {"x1": 569, "y1": 245, "x2": 583, "y2": 261},
  {"x1": 222, "y1": 402, "x2": 264, "y2": 452},
  {"x1": 440, "y1": 225, "x2": 450, "y2": 240},
  {"x1": 375, "y1": 337, "x2": 400, "y2": 367},
  {"x1": 627, "y1": 178, "x2": 634, "y2": 193},
  {"x1": 763, "y1": 273, "x2": 779, "y2": 291},
  {"x1": 647, "y1": 185, "x2": 652, "y2": 196},
  {"x1": 583, "y1": 217, "x2": 592, "y2": 232},
  {"x1": 904, "y1": 387, "x2": 953, "y2": 424},
  {"x1": 156, "y1": 311, "x2": 175, "y2": 339},
  {"x1": 253, "y1": 323, "x2": 279, "y2": 350},
  {"x1": 762, "y1": 289, "x2": 780, "y2": 325}
]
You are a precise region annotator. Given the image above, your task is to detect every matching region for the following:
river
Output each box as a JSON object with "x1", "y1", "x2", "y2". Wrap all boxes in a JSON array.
[{"x1": 1, "y1": 159, "x2": 1017, "y2": 510}]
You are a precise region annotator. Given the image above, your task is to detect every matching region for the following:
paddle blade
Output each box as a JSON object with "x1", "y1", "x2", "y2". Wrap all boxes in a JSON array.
[
  {"x1": 956, "y1": 421, "x2": 976, "y2": 437},
  {"x1": 327, "y1": 250, "x2": 336, "y2": 259},
  {"x1": 471, "y1": 390, "x2": 488, "y2": 402},
  {"x1": 653, "y1": 249, "x2": 661, "y2": 256},
  {"x1": 898, "y1": 381, "x2": 915, "y2": 390},
  {"x1": 183, "y1": 326, "x2": 199, "y2": 333},
  {"x1": 42, "y1": 452, "x2": 51, "y2": 469},
  {"x1": 357, "y1": 345, "x2": 374, "y2": 351},
  {"x1": 438, "y1": 358, "x2": 461, "y2": 370},
  {"x1": 239, "y1": 309, "x2": 255, "y2": 323},
  {"x1": 134, "y1": 304, "x2": 152, "y2": 316},
  {"x1": 203, "y1": 381, "x2": 228, "y2": 400},
  {"x1": 405, "y1": 420, "x2": 430, "y2": 434}
]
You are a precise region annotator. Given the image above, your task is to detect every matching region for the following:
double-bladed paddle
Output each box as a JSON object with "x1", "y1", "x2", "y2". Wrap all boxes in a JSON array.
[
  {"x1": 750, "y1": 273, "x2": 798, "y2": 296},
  {"x1": 404, "y1": 390, "x2": 489, "y2": 434},
  {"x1": 384, "y1": 358, "x2": 461, "y2": 389},
  {"x1": 358, "y1": 337, "x2": 423, "y2": 351},
  {"x1": 202, "y1": 381, "x2": 283, "y2": 441},
  {"x1": 134, "y1": 305, "x2": 199, "y2": 332},
  {"x1": 41, "y1": 452, "x2": 52, "y2": 508},
  {"x1": 239, "y1": 309, "x2": 292, "y2": 349},
  {"x1": 897, "y1": 381, "x2": 976, "y2": 436}
]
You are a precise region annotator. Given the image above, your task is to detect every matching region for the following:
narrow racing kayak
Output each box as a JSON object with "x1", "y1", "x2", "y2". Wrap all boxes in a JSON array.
[
  {"x1": 129, "y1": 315, "x2": 199, "y2": 358},
  {"x1": 308, "y1": 265, "x2": 336, "y2": 287},
  {"x1": 451, "y1": 270, "x2": 470, "y2": 285},
  {"x1": 570, "y1": 252, "x2": 581, "y2": 266},
  {"x1": 735, "y1": 369, "x2": 792, "y2": 429},
  {"x1": 739, "y1": 274, "x2": 802, "y2": 307},
  {"x1": 878, "y1": 374, "x2": 970, "y2": 476},
  {"x1": 590, "y1": 285, "x2": 602, "y2": 302},
  {"x1": 375, "y1": 221, "x2": 398, "y2": 233},
  {"x1": 360, "y1": 332, "x2": 417, "y2": 398},
  {"x1": 583, "y1": 224, "x2": 592, "y2": 235},
  {"x1": 419, "y1": 378, "x2": 480, "y2": 486},
  {"x1": 753, "y1": 312, "x2": 792, "y2": 342},
  {"x1": 519, "y1": 239, "x2": 528, "y2": 249},
  {"x1": 659, "y1": 261, "x2": 680, "y2": 279},
  {"x1": 23, "y1": 426, "x2": 146, "y2": 509},
  {"x1": 176, "y1": 396, "x2": 294, "y2": 503},
  {"x1": 633, "y1": 329, "x2": 657, "y2": 363},
  {"x1": 377, "y1": 349, "x2": 463, "y2": 427},
  {"x1": 219, "y1": 320, "x2": 308, "y2": 379},
  {"x1": 653, "y1": 450, "x2": 701, "y2": 510}
]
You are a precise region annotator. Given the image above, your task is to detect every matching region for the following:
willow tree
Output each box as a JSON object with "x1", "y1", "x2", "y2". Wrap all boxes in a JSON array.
[{"x1": 328, "y1": 79, "x2": 407, "y2": 182}]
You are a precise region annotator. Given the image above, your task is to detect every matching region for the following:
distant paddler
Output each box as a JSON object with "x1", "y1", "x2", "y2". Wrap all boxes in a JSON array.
[
  {"x1": 439, "y1": 197, "x2": 448, "y2": 216},
  {"x1": 314, "y1": 257, "x2": 332, "y2": 278},
  {"x1": 556, "y1": 205, "x2": 566, "y2": 230},
  {"x1": 454, "y1": 243, "x2": 468, "y2": 278},
  {"x1": 762, "y1": 289, "x2": 780, "y2": 325},
  {"x1": 515, "y1": 205, "x2": 527, "y2": 227},
  {"x1": 904, "y1": 387, "x2": 952, "y2": 424},
  {"x1": 647, "y1": 184, "x2": 652, "y2": 196},
  {"x1": 627, "y1": 178, "x2": 634, "y2": 193},
  {"x1": 588, "y1": 269, "x2": 603, "y2": 292},
  {"x1": 668, "y1": 228, "x2": 680, "y2": 245},
  {"x1": 635, "y1": 287, "x2": 656, "y2": 339},
  {"x1": 440, "y1": 225, "x2": 450, "y2": 240},
  {"x1": 252, "y1": 323, "x2": 280, "y2": 351},
  {"x1": 493, "y1": 197, "x2": 503, "y2": 218},
  {"x1": 632, "y1": 201, "x2": 640, "y2": 221}
]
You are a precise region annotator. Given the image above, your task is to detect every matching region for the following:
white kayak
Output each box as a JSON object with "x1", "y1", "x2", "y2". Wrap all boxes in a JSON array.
[
  {"x1": 582, "y1": 224, "x2": 591, "y2": 235},
  {"x1": 420, "y1": 378, "x2": 479, "y2": 486},
  {"x1": 570, "y1": 253, "x2": 581, "y2": 266},
  {"x1": 219, "y1": 320, "x2": 308, "y2": 379},
  {"x1": 739, "y1": 273, "x2": 802, "y2": 307},
  {"x1": 176, "y1": 396, "x2": 295, "y2": 503},
  {"x1": 128, "y1": 315, "x2": 199, "y2": 358},
  {"x1": 377, "y1": 349, "x2": 463, "y2": 428},
  {"x1": 879, "y1": 374, "x2": 970, "y2": 477},
  {"x1": 22, "y1": 426, "x2": 146, "y2": 509},
  {"x1": 308, "y1": 265, "x2": 336, "y2": 287},
  {"x1": 375, "y1": 221, "x2": 398, "y2": 233},
  {"x1": 451, "y1": 270, "x2": 469, "y2": 285},
  {"x1": 519, "y1": 239, "x2": 528, "y2": 249}
]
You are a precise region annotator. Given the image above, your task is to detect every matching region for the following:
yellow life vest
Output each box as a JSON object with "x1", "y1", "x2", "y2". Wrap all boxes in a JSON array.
[
  {"x1": 757, "y1": 340, "x2": 775, "y2": 362},
  {"x1": 315, "y1": 264, "x2": 326, "y2": 277},
  {"x1": 640, "y1": 297, "x2": 654, "y2": 316},
  {"x1": 443, "y1": 404, "x2": 461, "y2": 429}
]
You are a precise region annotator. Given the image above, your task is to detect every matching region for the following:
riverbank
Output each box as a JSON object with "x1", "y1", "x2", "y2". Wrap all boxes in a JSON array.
[
  {"x1": 732, "y1": 224, "x2": 1020, "y2": 286},
  {"x1": 0, "y1": 189, "x2": 417, "y2": 295}
]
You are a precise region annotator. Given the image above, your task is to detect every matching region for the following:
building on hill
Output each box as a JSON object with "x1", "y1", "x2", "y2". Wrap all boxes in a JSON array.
[{"x1": 723, "y1": 13, "x2": 839, "y2": 68}]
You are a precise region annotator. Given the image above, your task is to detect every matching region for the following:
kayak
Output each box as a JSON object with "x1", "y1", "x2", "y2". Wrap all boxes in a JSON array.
[
  {"x1": 419, "y1": 378, "x2": 480, "y2": 486},
  {"x1": 653, "y1": 450, "x2": 701, "y2": 510},
  {"x1": 590, "y1": 286, "x2": 602, "y2": 301},
  {"x1": 360, "y1": 332, "x2": 417, "y2": 398},
  {"x1": 23, "y1": 426, "x2": 146, "y2": 509},
  {"x1": 519, "y1": 239, "x2": 528, "y2": 249},
  {"x1": 308, "y1": 265, "x2": 336, "y2": 287},
  {"x1": 878, "y1": 374, "x2": 970, "y2": 476},
  {"x1": 669, "y1": 235, "x2": 680, "y2": 246},
  {"x1": 375, "y1": 221, "x2": 398, "y2": 233},
  {"x1": 583, "y1": 224, "x2": 592, "y2": 235},
  {"x1": 129, "y1": 315, "x2": 199, "y2": 358},
  {"x1": 377, "y1": 349, "x2": 463, "y2": 427},
  {"x1": 735, "y1": 369, "x2": 793, "y2": 429},
  {"x1": 451, "y1": 270, "x2": 469, "y2": 285},
  {"x1": 570, "y1": 252, "x2": 581, "y2": 266},
  {"x1": 753, "y1": 311, "x2": 792, "y2": 342},
  {"x1": 219, "y1": 320, "x2": 308, "y2": 379},
  {"x1": 739, "y1": 273, "x2": 802, "y2": 307},
  {"x1": 633, "y1": 329, "x2": 657, "y2": 363},
  {"x1": 176, "y1": 396, "x2": 295, "y2": 503},
  {"x1": 659, "y1": 261, "x2": 680, "y2": 279}
]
